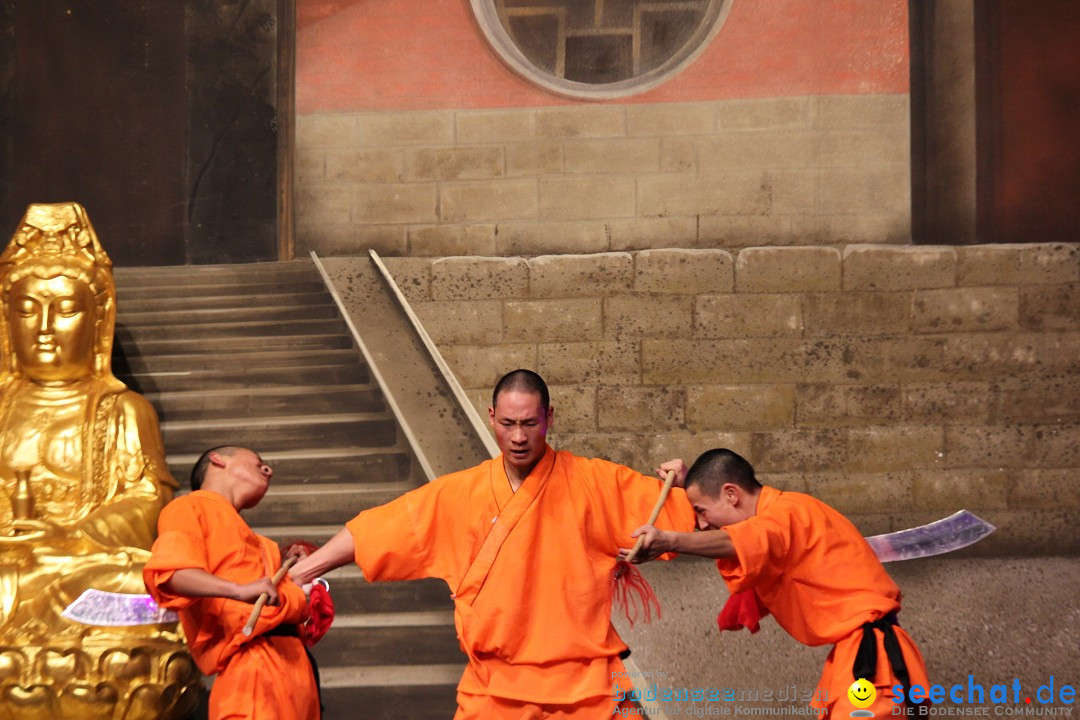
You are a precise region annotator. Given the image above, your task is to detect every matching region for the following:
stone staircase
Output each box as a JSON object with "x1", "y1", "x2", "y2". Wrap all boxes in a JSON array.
[{"x1": 111, "y1": 260, "x2": 464, "y2": 719}]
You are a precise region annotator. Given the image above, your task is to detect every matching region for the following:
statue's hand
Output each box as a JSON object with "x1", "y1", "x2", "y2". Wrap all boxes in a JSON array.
[{"x1": 0, "y1": 518, "x2": 52, "y2": 544}]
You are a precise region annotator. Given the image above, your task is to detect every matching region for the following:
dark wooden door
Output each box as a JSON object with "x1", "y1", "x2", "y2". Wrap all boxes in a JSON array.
[
  {"x1": 986, "y1": 0, "x2": 1080, "y2": 244},
  {"x1": 0, "y1": 0, "x2": 284, "y2": 266}
]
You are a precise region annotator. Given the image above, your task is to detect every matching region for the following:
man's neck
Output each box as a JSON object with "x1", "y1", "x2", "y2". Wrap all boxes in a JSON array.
[
  {"x1": 200, "y1": 479, "x2": 243, "y2": 510},
  {"x1": 503, "y1": 459, "x2": 539, "y2": 493}
]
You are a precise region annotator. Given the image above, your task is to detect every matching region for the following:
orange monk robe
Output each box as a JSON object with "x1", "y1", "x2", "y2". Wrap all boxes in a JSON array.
[
  {"x1": 143, "y1": 490, "x2": 319, "y2": 720},
  {"x1": 346, "y1": 445, "x2": 695, "y2": 712},
  {"x1": 716, "y1": 486, "x2": 929, "y2": 720}
]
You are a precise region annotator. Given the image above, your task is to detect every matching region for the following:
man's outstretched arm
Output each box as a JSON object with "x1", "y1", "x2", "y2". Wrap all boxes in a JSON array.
[
  {"x1": 618, "y1": 524, "x2": 739, "y2": 562},
  {"x1": 289, "y1": 526, "x2": 357, "y2": 585}
]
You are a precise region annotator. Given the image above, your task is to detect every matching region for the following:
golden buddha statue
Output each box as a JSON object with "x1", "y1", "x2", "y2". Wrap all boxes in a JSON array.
[{"x1": 0, "y1": 203, "x2": 199, "y2": 719}]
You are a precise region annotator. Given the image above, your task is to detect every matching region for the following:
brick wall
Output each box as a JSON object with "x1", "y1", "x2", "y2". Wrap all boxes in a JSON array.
[
  {"x1": 296, "y1": 95, "x2": 911, "y2": 255},
  {"x1": 381, "y1": 243, "x2": 1080, "y2": 556}
]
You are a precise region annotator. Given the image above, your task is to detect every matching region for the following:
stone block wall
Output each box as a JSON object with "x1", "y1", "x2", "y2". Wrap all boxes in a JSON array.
[
  {"x1": 296, "y1": 95, "x2": 910, "y2": 256},
  {"x1": 382, "y1": 242, "x2": 1080, "y2": 556}
]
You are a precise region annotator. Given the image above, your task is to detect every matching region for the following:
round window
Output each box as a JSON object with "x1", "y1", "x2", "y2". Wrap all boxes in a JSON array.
[{"x1": 471, "y1": 0, "x2": 734, "y2": 100}]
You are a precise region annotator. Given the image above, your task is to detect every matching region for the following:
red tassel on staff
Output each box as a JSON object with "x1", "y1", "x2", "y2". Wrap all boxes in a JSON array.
[
  {"x1": 612, "y1": 469, "x2": 677, "y2": 627},
  {"x1": 612, "y1": 561, "x2": 661, "y2": 627}
]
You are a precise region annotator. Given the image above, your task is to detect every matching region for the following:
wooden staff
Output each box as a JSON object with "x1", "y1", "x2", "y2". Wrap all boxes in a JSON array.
[
  {"x1": 242, "y1": 554, "x2": 299, "y2": 636},
  {"x1": 615, "y1": 469, "x2": 677, "y2": 576}
]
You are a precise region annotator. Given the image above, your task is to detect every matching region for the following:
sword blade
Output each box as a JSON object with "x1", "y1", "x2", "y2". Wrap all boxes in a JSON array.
[
  {"x1": 62, "y1": 589, "x2": 178, "y2": 626},
  {"x1": 865, "y1": 510, "x2": 996, "y2": 563}
]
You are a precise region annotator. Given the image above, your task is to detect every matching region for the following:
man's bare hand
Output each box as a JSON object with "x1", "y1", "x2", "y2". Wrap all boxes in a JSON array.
[
  {"x1": 655, "y1": 459, "x2": 689, "y2": 488},
  {"x1": 618, "y1": 524, "x2": 675, "y2": 564},
  {"x1": 232, "y1": 577, "x2": 279, "y2": 606}
]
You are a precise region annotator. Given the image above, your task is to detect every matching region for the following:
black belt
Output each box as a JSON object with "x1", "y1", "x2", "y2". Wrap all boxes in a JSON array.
[
  {"x1": 258, "y1": 624, "x2": 324, "y2": 714},
  {"x1": 262, "y1": 623, "x2": 300, "y2": 638},
  {"x1": 852, "y1": 613, "x2": 912, "y2": 706}
]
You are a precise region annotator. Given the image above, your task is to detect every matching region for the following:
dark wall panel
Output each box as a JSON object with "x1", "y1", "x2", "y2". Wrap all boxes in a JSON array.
[
  {"x1": 3, "y1": 1, "x2": 187, "y2": 265},
  {"x1": 186, "y1": 0, "x2": 279, "y2": 264},
  {"x1": 991, "y1": 0, "x2": 1080, "y2": 243},
  {"x1": 0, "y1": 0, "x2": 282, "y2": 266}
]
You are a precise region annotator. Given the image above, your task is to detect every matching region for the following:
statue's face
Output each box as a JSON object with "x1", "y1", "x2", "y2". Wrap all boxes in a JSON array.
[{"x1": 7, "y1": 274, "x2": 97, "y2": 383}]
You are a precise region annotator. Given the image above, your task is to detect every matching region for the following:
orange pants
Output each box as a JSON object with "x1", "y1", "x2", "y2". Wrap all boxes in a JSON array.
[
  {"x1": 455, "y1": 692, "x2": 639, "y2": 720},
  {"x1": 813, "y1": 624, "x2": 929, "y2": 720},
  {"x1": 210, "y1": 636, "x2": 320, "y2": 720}
]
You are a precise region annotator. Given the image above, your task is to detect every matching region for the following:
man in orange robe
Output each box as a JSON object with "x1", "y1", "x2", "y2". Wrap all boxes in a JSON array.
[
  {"x1": 624, "y1": 448, "x2": 930, "y2": 720},
  {"x1": 143, "y1": 446, "x2": 319, "y2": 720},
  {"x1": 291, "y1": 369, "x2": 695, "y2": 719}
]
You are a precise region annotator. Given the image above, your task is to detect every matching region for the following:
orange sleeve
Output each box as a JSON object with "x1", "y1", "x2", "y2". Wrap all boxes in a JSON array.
[
  {"x1": 716, "y1": 510, "x2": 793, "y2": 592},
  {"x1": 346, "y1": 479, "x2": 446, "y2": 582},
  {"x1": 143, "y1": 498, "x2": 207, "y2": 610},
  {"x1": 585, "y1": 458, "x2": 696, "y2": 556},
  {"x1": 245, "y1": 537, "x2": 309, "y2": 636}
]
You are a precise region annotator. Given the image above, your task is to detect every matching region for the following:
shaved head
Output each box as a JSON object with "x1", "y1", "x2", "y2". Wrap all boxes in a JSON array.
[
  {"x1": 684, "y1": 448, "x2": 762, "y2": 498},
  {"x1": 190, "y1": 445, "x2": 240, "y2": 491},
  {"x1": 492, "y1": 369, "x2": 549, "y2": 410}
]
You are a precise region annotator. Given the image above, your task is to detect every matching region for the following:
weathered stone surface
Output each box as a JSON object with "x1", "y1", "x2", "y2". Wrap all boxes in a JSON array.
[
  {"x1": 695, "y1": 294, "x2": 802, "y2": 338},
  {"x1": 634, "y1": 249, "x2": 734, "y2": 294},
  {"x1": 843, "y1": 245, "x2": 957, "y2": 290},
  {"x1": 597, "y1": 386, "x2": 685, "y2": 431},
  {"x1": 440, "y1": 344, "x2": 537, "y2": 388},
  {"x1": 431, "y1": 257, "x2": 528, "y2": 301},
  {"x1": 958, "y1": 244, "x2": 1079, "y2": 286},
  {"x1": 912, "y1": 287, "x2": 1019, "y2": 333},
  {"x1": 604, "y1": 294, "x2": 693, "y2": 340},
  {"x1": 686, "y1": 384, "x2": 795, "y2": 431},
  {"x1": 537, "y1": 340, "x2": 641, "y2": 386},
  {"x1": 440, "y1": 180, "x2": 538, "y2": 222},
  {"x1": 847, "y1": 425, "x2": 945, "y2": 472},
  {"x1": 528, "y1": 253, "x2": 633, "y2": 297},
  {"x1": 503, "y1": 299, "x2": 603, "y2": 342},
  {"x1": 736, "y1": 247, "x2": 841, "y2": 292}
]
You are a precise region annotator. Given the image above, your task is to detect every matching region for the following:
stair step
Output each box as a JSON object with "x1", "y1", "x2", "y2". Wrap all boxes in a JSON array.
[
  {"x1": 117, "y1": 363, "x2": 370, "y2": 393},
  {"x1": 313, "y1": 624, "x2": 464, "y2": 667},
  {"x1": 116, "y1": 333, "x2": 353, "y2": 356},
  {"x1": 113, "y1": 261, "x2": 319, "y2": 285},
  {"x1": 116, "y1": 318, "x2": 349, "y2": 342},
  {"x1": 320, "y1": 664, "x2": 463, "y2": 689},
  {"x1": 118, "y1": 348, "x2": 361, "y2": 374},
  {"x1": 167, "y1": 446, "x2": 411, "y2": 487},
  {"x1": 116, "y1": 278, "x2": 328, "y2": 301},
  {"x1": 319, "y1": 683, "x2": 458, "y2": 720},
  {"x1": 117, "y1": 291, "x2": 333, "y2": 313},
  {"x1": 117, "y1": 303, "x2": 340, "y2": 325},
  {"x1": 312, "y1": 573, "x2": 453, "y2": 616},
  {"x1": 243, "y1": 482, "x2": 410, "y2": 526},
  {"x1": 161, "y1": 413, "x2": 398, "y2": 455},
  {"x1": 254, "y1": 524, "x2": 342, "y2": 546},
  {"x1": 144, "y1": 384, "x2": 383, "y2": 422}
]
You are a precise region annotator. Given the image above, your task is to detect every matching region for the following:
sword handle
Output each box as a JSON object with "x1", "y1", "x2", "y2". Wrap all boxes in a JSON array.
[{"x1": 241, "y1": 554, "x2": 299, "y2": 636}]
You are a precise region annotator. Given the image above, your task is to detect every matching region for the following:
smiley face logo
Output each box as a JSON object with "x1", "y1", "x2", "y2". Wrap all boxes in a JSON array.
[{"x1": 848, "y1": 678, "x2": 877, "y2": 709}]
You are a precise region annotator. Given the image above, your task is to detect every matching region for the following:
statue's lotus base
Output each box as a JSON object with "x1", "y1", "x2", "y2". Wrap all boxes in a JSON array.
[{"x1": 0, "y1": 637, "x2": 201, "y2": 720}]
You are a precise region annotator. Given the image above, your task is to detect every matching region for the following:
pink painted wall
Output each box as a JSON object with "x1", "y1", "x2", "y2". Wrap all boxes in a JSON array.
[{"x1": 297, "y1": 0, "x2": 909, "y2": 113}]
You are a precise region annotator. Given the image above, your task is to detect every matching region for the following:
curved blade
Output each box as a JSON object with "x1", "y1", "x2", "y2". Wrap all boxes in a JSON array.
[
  {"x1": 865, "y1": 510, "x2": 996, "y2": 563},
  {"x1": 62, "y1": 589, "x2": 178, "y2": 626}
]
